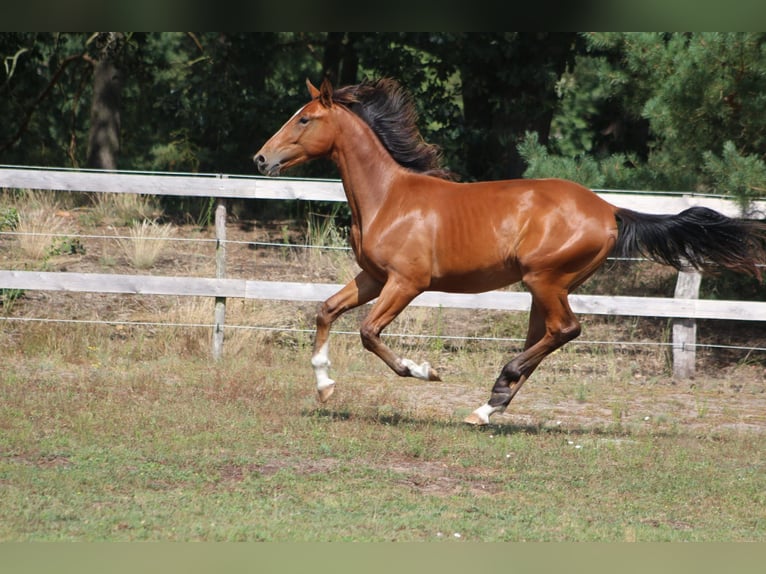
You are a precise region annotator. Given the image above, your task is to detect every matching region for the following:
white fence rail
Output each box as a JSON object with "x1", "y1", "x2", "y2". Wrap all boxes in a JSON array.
[
  {"x1": 2, "y1": 166, "x2": 765, "y2": 377},
  {"x1": 2, "y1": 270, "x2": 765, "y2": 322}
]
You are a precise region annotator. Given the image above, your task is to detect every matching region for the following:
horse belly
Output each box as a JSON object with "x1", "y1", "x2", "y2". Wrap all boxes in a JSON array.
[{"x1": 428, "y1": 263, "x2": 521, "y2": 294}]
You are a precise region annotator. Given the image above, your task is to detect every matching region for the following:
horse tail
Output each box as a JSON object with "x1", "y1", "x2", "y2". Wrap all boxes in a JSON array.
[{"x1": 613, "y1": 206, "x2": 766, "y2": 279}]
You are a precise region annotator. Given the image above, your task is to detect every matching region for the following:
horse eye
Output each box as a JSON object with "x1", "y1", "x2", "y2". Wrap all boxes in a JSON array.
[{"x1": 299, "y1": 117, "x2": 310, "y2": 125}]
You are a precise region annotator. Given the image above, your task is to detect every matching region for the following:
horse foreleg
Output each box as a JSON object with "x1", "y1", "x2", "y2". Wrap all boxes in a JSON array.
[
  {"x1": 465, "y1": 290, "x2": 581, "y2": 425},
  {"x1": 313, "y1": 271, "x2": 382, "y2": 402},
  {"x1": 359, "y1": 279, "x2": 442, "y2": 382}
]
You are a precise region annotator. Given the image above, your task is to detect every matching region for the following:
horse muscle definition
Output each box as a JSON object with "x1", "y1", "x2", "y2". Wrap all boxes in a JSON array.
[{"x1": 255, "y1": 77, "x2": 766, "y2": 425}]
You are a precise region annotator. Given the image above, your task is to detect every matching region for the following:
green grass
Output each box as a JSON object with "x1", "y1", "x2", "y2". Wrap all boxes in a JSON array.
[{"x1": 2, "y1": 322, "x2": 765, "y2": 541}]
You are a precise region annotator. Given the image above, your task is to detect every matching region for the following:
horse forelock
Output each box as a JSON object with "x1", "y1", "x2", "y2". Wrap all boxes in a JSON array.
[{"x1": 331, "y1": 79, "x2": 454, "y2": 180}]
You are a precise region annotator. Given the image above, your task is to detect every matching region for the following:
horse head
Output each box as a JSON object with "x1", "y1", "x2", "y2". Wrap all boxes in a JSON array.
[{"x1": 254, "y1": 78, "x2": 336, "y2": 176}]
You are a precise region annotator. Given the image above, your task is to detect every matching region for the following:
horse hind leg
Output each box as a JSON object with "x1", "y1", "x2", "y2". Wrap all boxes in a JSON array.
[
  {"x1": 465, "y1": 288, "x2": 581, "y2": 425},
  {"x1": 464, "y1": 302, "x2": 545, "y2": 425}
]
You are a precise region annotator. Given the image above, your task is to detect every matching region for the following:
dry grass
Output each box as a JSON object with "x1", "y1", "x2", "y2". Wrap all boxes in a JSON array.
[
  {"x1": 11, "y1": 190, "x2": 73, "y2": 260},
  {"x1": 91, "y1": 192, "x2": 161, "y2": 225},
  {"x1": 117, "y1": 219, "x2": 175, "y2": 269}
]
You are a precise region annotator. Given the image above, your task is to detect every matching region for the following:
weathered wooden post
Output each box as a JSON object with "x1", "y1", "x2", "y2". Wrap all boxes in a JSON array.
[
  {"x1": 212, "y1": 196, "x2": 227, "y2": 360},
  {"x1": 672, "y1": 269, "x2": 702, "y2": 378}
]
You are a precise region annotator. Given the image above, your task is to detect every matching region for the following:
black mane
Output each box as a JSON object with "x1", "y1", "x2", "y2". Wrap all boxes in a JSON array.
[{"x1": 331, "y1": 79, "x2": 454, "y2": 180}]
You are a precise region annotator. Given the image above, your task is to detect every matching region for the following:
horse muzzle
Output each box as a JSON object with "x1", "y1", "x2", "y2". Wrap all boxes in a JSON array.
[{"x1": 253, "y1": 153, "x2": 281, "y2": 177}]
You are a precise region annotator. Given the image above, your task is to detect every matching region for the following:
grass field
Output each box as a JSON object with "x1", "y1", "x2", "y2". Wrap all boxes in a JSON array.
[
  {"x1": 1, "y1": 191, "x2": 766, "y2": 541},
  {"x1": 2, "y1": 316, "x2": 765, "y2": 541}
]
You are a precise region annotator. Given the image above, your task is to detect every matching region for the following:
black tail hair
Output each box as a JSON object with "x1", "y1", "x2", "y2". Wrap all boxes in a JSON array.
[{"x1": 614, "y1": 206, "x2": 766, "y2": 279}]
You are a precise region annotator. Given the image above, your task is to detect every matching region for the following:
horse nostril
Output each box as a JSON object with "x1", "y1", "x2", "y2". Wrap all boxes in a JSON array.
[{"x1": 254, "y1": 154, "x2": 265, "y2": 166}]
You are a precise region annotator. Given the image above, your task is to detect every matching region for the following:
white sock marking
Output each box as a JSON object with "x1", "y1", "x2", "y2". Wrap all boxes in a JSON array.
[
  {"x1": 311, "y1": 342, "x2": 335, "y2": 390},
  {"x1": 401, "y1": 358, "x2": 432, "y2": 380},
  {"x1": 471, "y1": 403, "x2": 504, "y2": 424}
]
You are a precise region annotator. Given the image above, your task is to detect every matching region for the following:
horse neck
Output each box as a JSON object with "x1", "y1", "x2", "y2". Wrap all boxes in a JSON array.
[{"x1": 329, "y1": 107, "x2": 403, "y2": 229}]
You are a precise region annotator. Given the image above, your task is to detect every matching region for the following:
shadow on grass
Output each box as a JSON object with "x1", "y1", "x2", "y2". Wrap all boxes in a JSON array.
[{"x1": 303, "y1": 405, "x2": 659, "y2": 439}]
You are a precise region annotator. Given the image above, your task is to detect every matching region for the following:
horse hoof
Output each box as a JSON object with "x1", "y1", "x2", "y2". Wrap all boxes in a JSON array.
[
  {"x1": 317, "y1": 384, "x2": 335, "y2": 403},
  {"x1": 463, "y1": 412, "x2": 489, "y2": 426}
]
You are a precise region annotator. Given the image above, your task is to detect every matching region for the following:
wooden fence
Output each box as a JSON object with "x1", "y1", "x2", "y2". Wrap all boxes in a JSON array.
[{"x1": 2, "y1": 166, "x2": 766, "y2": 377}]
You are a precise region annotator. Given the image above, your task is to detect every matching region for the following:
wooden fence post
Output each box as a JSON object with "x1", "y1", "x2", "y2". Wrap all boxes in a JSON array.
[
  {"x1": 672, "y1": 269, "x2": 702, "y2": 379},
  {"x1": 212, "y1": 196, "x2": 227, "y2": 360}
]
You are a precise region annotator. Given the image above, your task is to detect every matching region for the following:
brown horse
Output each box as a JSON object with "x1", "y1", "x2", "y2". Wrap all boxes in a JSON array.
[{"x1": 255, "y1": 78, "x2": 766, "y2": 425}]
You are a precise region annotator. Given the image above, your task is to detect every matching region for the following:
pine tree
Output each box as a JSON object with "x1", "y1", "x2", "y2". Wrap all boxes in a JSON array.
[{"x1": 523, "y1": 32, "x2": 766, "y2": 208}]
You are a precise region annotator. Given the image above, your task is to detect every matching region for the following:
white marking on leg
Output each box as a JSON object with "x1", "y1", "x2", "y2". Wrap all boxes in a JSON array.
[
  {"x1": 470, "y1": 403, "x2": 505, "y2": 425},
  {"x1": 401, "y1": 358, "x2": 432, "y2": 380},
  {"x1": 311, "y1": 341, "x2": 335, "y2": 391}
]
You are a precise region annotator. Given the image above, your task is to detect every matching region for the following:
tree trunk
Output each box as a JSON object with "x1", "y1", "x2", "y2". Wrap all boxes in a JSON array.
[
  {"x1": 86, "y1": 33, "x2": 123, "y2": 170},
  {"x1": 322, "y1": 32, "x2": 358, "y2": 86}
]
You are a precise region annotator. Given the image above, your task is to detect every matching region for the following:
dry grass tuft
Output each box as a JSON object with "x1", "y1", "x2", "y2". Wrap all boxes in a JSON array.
[
  {"x1": 163, "y1": 296, "x2": 215, "y2": 356},
  {"x1": 117, "y1": 219, "x2": 175, "y2": 269},
  {"x1": 160, "y1": 297, "x2": 315, "y2": 361},
  {"x1": 13, "y1": 190, "x2": 73, "y2": 260},
  {"x1": 304, "y1": 210, "x2": 358, "y2": 283},
  {"x1": 91, "y1": 193, "x2": 161, "y2": 225}
]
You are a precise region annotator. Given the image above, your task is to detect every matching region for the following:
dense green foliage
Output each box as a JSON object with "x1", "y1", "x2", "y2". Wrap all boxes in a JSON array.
[
  {"x1": 525, "y1": 33, "x2": 766, "y2": 204},
  {"x1": 2, "y1": 33, "x2": 766, "y2": 207}
]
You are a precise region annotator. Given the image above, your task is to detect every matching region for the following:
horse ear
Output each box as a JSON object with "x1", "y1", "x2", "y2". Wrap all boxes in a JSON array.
[
  {"x1": 318, "y1": 77, "x2": 333, "y2": 108},
  {"x1": 306, "y1": 78, "x2": 320, "y2": 100}
]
